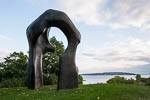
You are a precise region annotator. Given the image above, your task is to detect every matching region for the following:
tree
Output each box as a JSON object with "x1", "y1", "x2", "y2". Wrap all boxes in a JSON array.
[
  {"x1": 43, "y1": 36, "x2": 64, "y2": 75},
  {"x1": 0, "y1": 52, "x2": 28, "y2": 80},
  {"x1": 136, "y1": 74, "x2": 141, "y2": 82},
  {"x1": 0, "y1": 52, "x2": 28, "y2": 87},
  {"x1": 42, "y1": 36, "x2": 65, "y2": 85}
]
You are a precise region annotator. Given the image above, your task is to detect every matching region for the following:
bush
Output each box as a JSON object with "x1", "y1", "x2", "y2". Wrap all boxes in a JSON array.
[
  {"x1": 43, "y1": 74, "x2": 58, "y2": 85},
  {"x1": 136, "y1": 74, "x2": 141, "y2": 82},
  {"x1": 107, "y1": 75, "x2": 150, "y2": 86},
  {"x1": 140, "y1": 78, "x2": 147, "y2": 83},
  {"x1": 107, "y1": 76, "x2": 125, "y2": 84},
  {"x1": 0, "y1": 78, "x2": 27, "y2": 88},
  {"x1": 145, "y1": 77, "x2": 150, "y2": 86},
  {"x1": 78, "y1": 75, "x2": 83, "y2": 84},
  {"x1": 107, "y1": 76, "x2": 136, "y2": 84},
  {"x1": 126, "y1": 78, "x2": 136, "y2": 84},
  {"x1": 0, "y1": 70, "x2": 3, "y2": 82}
]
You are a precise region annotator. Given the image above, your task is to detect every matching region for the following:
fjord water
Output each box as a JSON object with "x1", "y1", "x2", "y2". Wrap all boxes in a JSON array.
[{"x1": 81, "y1": 75, "x2": 150, "y2": 84}]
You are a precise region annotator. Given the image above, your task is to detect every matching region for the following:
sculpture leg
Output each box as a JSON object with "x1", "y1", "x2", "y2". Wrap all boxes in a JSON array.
[
  {"x1": 28, "y1": 50, "x2": 35, "y2": 89},
  {"x1": 28, "y1": 48, "x2": 43, "y2": 89},
  {"x1": 27, "y1": 29, "x2": 55, "y2": 89},
  {"x1": 58, "y1": 40, "x2": 79, "y2": 90}
]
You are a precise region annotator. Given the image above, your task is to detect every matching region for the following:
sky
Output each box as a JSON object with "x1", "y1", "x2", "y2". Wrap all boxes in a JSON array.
[{"x1": 0, "y1": 0, "x2": 150, "y2": 74}]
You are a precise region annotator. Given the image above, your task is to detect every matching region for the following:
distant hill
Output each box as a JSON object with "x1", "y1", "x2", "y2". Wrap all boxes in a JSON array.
[{"x1": 81, "y1": 72, "x2": 136, "y2": 75}]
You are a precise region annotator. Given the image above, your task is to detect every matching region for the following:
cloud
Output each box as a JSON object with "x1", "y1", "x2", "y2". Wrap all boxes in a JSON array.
[
  {"x1": 107, "y1": 0, "x2": 150, "y2": 29},
  {"x1": 58, "y1": 0, "x2": 107, "y2": 25},
  {"x1": 0, "y1": 49, "x2": 10, "y2": 62},
  {"x1": 57, "y1": 0, "x2": 150, "y2": 30},
  {"x1": 0, "y1": 34, "x2": 12, "y2": 41},
  {"x1": 26, "y1": 0, "x2": 107, "y2": 25},
  {"x1": 26, "y1": 0, "x2": 150, "y2": 30},
  {"x1": 77, "y1": 37, "x2": 150, "y2": 73}
]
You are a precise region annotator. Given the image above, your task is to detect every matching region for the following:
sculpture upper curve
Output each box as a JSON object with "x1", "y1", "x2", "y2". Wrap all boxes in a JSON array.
[{"x1": 27, "y1": 9, "x2": 81, "y2": 44}]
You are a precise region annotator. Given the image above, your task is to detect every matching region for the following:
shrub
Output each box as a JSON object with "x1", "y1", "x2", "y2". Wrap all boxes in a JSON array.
[
  {"x1": 0, "y1": 78, "x2": 27, "y2": 88},
  {"x1": 0, "y1": 70, "x2": 3, "y2": 82},
  {"x1": 107, "y1": 76, "x2": 125, "y2": 84},
  {"x1": 107, "y1": 76, "x2": 136, "y2": 84},
  {"x1": 140, "y1": 78, "x2": 147, "y2": 83},
  {"x1": 136, "y1": 74, "x2": 141, "y2": 82},
  {"x1": 78, "y1": 75, "x2": 83, "y2": 84},
  {"x1": 126, "y1": 78, "x2": 136, "y2": 84},
  {"x1": 43, "y1": 74, "x2": 58, "y2": 85},
  {"x1": 145, "y1": 77, "x2": 150, "y2": 86}
]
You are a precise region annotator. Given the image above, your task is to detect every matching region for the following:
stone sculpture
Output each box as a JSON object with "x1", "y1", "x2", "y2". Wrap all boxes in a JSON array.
[{"x1": 26, "y1": 9, "x2": 81, "y2": 90}]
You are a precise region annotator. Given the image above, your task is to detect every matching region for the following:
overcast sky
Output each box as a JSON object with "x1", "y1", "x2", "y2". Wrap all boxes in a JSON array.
[{"x1": 1, "y1": 0, "x2": 150, "y2": 74}]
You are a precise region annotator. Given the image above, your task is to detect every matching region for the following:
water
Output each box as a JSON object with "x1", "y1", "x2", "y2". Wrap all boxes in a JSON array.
[{"x1": 81, "y1": 75, "x2": 150, "y2": 84}]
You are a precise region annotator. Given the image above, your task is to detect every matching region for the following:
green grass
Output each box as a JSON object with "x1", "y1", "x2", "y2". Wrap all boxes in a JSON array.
[{"x1": 0, "y1": 84, "x2": 150, "y2": 100}]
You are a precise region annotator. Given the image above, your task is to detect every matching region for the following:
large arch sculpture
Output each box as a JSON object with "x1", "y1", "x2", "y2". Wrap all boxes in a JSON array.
[{"x1": 26, "y1": 9, "x2": 81, "y2": 90}]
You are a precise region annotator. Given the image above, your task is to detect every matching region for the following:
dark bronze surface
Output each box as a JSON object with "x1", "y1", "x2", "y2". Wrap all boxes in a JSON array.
[{"x1": 26, "y1": 9, "x2": 81, "y2": 90}]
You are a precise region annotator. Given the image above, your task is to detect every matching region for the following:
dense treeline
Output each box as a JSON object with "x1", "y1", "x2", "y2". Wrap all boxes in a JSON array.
[{"x1": 0, "y1": 37, "x2": 83, "y2": 88}]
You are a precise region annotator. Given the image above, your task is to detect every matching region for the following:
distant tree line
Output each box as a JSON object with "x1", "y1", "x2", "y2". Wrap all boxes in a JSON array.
[{"x1": 0, "y1": 37, "x2": 83, "y2": 88}]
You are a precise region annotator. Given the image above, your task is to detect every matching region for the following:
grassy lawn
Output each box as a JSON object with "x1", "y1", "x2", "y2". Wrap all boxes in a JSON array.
[{"x1": 0, "y1": 84, "x2": 150, "y2": 100}]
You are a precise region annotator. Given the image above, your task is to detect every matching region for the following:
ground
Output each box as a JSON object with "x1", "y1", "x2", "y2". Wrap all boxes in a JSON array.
[{"x1": 0, "y1": 84, "x2": 150, "y2": 100}]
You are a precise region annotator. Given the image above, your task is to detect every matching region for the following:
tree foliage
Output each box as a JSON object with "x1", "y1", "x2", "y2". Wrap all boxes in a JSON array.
[
  {"x1": 42, "y1": 36, "x2": 64, "y2": 76},
  {"x1": 136, "y1": 74, "x2": 141, "y2": 82},
  {"x1": 0, "y1": 52, "x2": 28, "y2": 80},
  {"x1": 0, "y1": 52, "x2": 28, "y2": 87},
  {"x1": 42, "y1": 37, "x2": 65, "y2": 85}
]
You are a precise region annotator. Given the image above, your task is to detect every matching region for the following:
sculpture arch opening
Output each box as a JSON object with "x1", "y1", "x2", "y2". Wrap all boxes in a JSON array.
[
  {"x1": 48, "y1": 27, "x2": 68, "y2": 47},
  {"x1": 26, "y1": 9, "x2": 81, "y2": 90},
  {"x1": 43, "y1": 27, "x2": 67, "y2": 87}
]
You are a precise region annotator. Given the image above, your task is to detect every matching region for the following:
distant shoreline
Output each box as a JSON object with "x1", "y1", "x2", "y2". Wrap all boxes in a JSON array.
[{"x1": 80, "y1": 72, "x2": 137, "y2": 75}]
